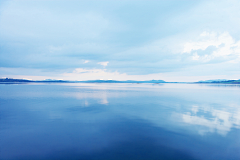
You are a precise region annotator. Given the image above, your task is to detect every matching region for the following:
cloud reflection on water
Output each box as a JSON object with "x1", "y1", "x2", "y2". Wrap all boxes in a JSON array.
[
  {"x1": 181, "y1": 105, "x2": 240, "y2": 136},
  {"x1": 49, "y1": 83, "x2": 240, "y2": 136},
  {"x1": 1, "y1": 83, "x2": 240, "y2": 160}
]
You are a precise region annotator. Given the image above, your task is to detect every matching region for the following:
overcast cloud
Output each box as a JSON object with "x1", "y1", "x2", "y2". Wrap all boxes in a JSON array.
[{"x1": 0, "y1": 0, "x2": 240, "y2": 81}]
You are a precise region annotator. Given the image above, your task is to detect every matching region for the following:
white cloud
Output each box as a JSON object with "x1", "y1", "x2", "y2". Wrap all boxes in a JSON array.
[
  {"x1": 183, "y1": 32, "x2": 231, "y2": 53},
  {"x1": 83, "y1": 60, "x2": 89, "y2": 64},
  {"x1": 183, "y1": 31, "x2": 240, "y2": 62},
  {"x1": 63, "y1": 68, "x2": 127, "y2": 80},
  {"x1": 192, "y1": 53, "x2": 200, "y2": 61},
  {"x1": 73, "y1": 68, "x2": 103, "y2": 73},
  {"x1": 1, "y1": 66, "x2": 239, "y2": 82},
  {"x1": 97, "y1": 61, "x2": 109, "y2": 67}
]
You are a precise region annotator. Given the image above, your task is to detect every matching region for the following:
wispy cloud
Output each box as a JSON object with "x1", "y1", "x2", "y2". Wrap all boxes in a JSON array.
[{"x1": 97, "y1": 61, "x2": 109, "y2": 67}]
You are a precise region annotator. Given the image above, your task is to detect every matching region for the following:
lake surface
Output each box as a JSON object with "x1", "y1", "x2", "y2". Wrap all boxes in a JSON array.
[{"x1": 1, "y1": 83, "x2": 240, "y2": 160}]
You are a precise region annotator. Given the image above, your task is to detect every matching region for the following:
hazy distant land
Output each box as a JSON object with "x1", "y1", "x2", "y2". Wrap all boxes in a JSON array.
[
  {"x1": 0, "y1": 78, "x2": 239, "y2": 84},
  {"x1": 0, "y1": 78, "x2": 166, "y2": 83}
]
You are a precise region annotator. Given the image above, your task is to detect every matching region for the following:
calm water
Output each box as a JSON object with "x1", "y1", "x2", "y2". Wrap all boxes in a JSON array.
[{"x1": 1, "y1": 83, "x2": 240, "y2": 160}]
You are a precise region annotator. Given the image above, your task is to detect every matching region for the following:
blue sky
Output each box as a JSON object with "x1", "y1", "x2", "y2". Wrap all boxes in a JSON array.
[{"x1": 0, "y1": 0, "x2": 240, "y2": 82}]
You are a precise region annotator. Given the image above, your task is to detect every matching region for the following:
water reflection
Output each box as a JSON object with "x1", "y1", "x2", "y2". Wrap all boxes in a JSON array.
[
  {"x1": 64, "y1": 90, "x2": 109, "y2": 105},
  {"x1": 181, "y1": 105, "x2": 240, "y2": 135},
  {"x1": 206, "y1": 84, "x2": 240, "y2": 88},
  {"x1": 1, "y1": 83, "x2": 240, "y2": 160}
]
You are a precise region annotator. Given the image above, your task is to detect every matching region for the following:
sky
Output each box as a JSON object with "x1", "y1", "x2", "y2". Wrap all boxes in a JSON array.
[{"x1": 0, "y1": 0, "x2": 240, "y2": 82}]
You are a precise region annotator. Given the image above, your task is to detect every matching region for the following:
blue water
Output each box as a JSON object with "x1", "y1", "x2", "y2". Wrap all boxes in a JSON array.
[{"x1": 1, "y1": 83, "x2": 240, "y2": 160}]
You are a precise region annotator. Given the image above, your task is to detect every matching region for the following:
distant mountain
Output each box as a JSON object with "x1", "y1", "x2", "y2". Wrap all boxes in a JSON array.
[
  {"x1": 198, "y1": 79, "x2": 228, "y2": 83},
  {"x1": 0, "y1": 78, "x2": 166, "y2": 83},
  {"x1": 37, "y1": 79, "x2": 68, "y2": 82},
  {"x1": 80, "y1": 80, "x2": 166, "y2": 83},
  {"x1": 0, "y1": 78, "x2": 69, "y2": 83},
  {"x1": 1, "y1": 78, "x2": 239, "y2": 84},
  {"x1": 0, "y1": 78, "x2": 32, "y2": 82},
  {"x1": 197, "y1": 79, "x2": 240, "y2": 84}
]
